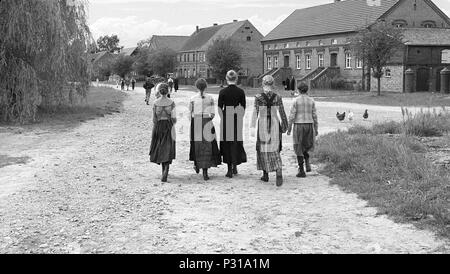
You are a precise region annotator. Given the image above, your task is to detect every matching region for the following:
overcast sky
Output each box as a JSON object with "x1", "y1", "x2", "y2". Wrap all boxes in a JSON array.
[{"x1": 88, "y1": 0, "x2": 450, "y2": 48}]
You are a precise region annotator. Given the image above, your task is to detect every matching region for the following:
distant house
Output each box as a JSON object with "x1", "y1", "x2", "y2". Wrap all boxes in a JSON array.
[
  {"x1": 119, "y1": 47, "x2": 139, "y2": 57},
  {"x1": 89, "y1": 51, "x2": 116, "y2": 81},
  {"x1": 261, "y1": 0, "x2": 450, "y2": 92},
  {"x1": 143, "y1": 35, "x2": 190, "y2": 52},
  {"x1": 176, "y1": 20, "x2": 264, "y2": 83}
]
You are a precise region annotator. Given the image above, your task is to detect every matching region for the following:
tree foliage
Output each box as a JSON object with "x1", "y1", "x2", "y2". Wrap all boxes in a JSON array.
[
  {"x1": 205, "y1": 38, "x2": 242, "y2": 80},
  {"x1": 352, "y1": 22, "x2": 404, "y2": 96},
  {"x1": 0, "y1": 0, "x2": 92, "y2": 123},
  {"x1": 97, "y1": 34, "x2": 123, "y2": 53},
  {"x1": 134, "y1": 48, "x2": 177, "y2": 77},
  {"x1": 112, "y1": 55, "x2": 135, "y2": 78}
]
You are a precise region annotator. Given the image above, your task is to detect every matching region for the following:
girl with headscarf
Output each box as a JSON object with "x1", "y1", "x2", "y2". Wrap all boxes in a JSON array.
[
  {"x1": 149, "y1": 83, "x2": 177, "y2": 182},
  {"x1": 251, "y1": 75, "x2": 288, "y2": 187},
  {"x1": 189, "y1": 79, "x2": 222, "y2": 181}
]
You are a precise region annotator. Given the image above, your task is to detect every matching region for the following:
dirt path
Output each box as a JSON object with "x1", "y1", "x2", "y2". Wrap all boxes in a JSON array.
[{"x1": 0, "y1": 86, "x2": 448, "y2": 254}]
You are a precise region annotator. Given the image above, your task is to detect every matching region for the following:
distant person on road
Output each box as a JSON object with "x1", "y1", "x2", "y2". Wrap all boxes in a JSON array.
[
  {"x1": 218, "y1": 70, "x2": 247, "y2": 178},
  {"x1": 121, "y1": 79, "x2": 125, "y2": 91},
  {"x1": 174, "y1": 78, "x2": 179, "y2": 93},
  {"x1": 251, "y1": 75, "x2": 288, "y2": 187},
  {"x1": 149, "y1": 83, "x2": 177, "y2": 182},
  {"x1": 189, "y1": 78, "x2": 222, "y2": 181},
  {"x1": 125, "y1": 78, "x2": 131, "y2": 91},
  {"x1": 287, "y1": 82, "x2": 319, "y2": 178},
  {"x1": 168, "y1": 77, "x2": 174, "y2": 93},
  {"x1": 143, "y1": 77, "x2": 155, "y2": 105},
  {"x1": 131, "y1": 78, "x2": 136, "y2": 90}
]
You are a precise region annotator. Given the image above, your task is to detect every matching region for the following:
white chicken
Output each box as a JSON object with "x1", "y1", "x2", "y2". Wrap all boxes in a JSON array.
[{"x1": 348, "y1": 110, "x2": 354, "y2": 122}]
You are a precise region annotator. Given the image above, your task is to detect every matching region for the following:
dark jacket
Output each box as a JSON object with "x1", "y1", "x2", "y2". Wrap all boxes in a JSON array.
[{"x1": 174, "y1": 78, "x2": 179, "y2": 90}]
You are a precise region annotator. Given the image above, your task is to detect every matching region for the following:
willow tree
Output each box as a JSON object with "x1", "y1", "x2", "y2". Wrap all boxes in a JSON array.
[{"x1": 0, "y1": 0, "x2": 92, "y2": 123}]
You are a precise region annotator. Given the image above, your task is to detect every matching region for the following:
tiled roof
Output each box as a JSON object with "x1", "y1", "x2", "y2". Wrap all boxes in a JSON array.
[
  {"x1": 149, "y1": 35, "x2": 190, "y2": 51},
  {"x1": 120, "y1": 47, "x2": 138, "y2": 56},
  {"x1": 180, "y1": 20, "x2": 247, "y2": 52},
  {"x1": 403, "y1": 28, "x2": 450, "y2": 45},
  {"x1": 89, "y1": 51, "x2": 110, "y2": 64},
  {"x1": 262, "y1": 0, "x2": 400, "y2": 41}
]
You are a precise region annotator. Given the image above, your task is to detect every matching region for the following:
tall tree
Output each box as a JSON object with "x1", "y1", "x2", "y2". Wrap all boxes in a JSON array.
[
  {"x1": 205, "y1": 38, "x2": 242, "y2": 81},
  {"x1": 112, "y1": 55, "x2": 135, "y2": 78},
  {"x1": 97, "y1": 34, "x2": 123, "y2": 53},
  {"x1": 147, "y1": 48, "x2": 178, "y2": 77},
  {"x1": 0, "y1": 0, "x2": 91, "y2": 123},
  {"x1": 133, "y1": 48, "x2": 153, "y2": 77},
  {"x1": 352, "y1": 22, "x2": 404, "y2": 96}
]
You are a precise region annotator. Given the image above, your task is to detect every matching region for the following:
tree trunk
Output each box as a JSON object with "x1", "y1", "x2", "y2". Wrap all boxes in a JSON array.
[{"x1": 377, "y1": 77, "x2": 381, "y2": 96}]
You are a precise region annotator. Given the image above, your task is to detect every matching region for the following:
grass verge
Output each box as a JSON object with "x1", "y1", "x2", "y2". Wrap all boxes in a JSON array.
[{"x1": 314, "y1": 112, "x2": 450, "y2": 239}]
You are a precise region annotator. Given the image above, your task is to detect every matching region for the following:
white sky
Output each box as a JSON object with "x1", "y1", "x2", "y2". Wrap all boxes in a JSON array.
[{"x1": 87, "y1": 0, "x2": 450, "y2": 48}]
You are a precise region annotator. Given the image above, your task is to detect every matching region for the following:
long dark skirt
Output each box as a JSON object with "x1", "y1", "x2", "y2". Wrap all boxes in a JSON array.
[
  {"x1": 189, "y1": 117, "x2": 221, "y2": 169},
  {"x1": 150, "y1": 120, "x2": 176, "y2": 164},
  {"x1": 293, "y1": 123, "x2": 315, "y2": 156},
  {"x1": 220, "y1": 141, "x2": 247, "y2": 165}
]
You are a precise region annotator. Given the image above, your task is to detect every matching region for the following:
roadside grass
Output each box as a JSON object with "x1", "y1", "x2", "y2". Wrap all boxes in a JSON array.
[
  {"x1": 0, "y1": 86, "x2": 127, "y2": 131},
  {"x1": 314, "y1": 91, "x2": 450, "y2": 107},
  {"x1": 314, "y1": 109, "x2": 450, "y2": 239}
]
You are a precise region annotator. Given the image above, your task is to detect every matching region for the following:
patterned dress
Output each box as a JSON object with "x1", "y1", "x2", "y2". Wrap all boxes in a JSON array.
[{"x1": 252, "y1": 92, "x2": 288, "y2": 172}]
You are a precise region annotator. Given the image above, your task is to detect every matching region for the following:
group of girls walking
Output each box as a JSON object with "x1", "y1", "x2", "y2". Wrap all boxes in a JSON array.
[{"x1": 149, "y1": 71, "x2": 318, "y2": 186}]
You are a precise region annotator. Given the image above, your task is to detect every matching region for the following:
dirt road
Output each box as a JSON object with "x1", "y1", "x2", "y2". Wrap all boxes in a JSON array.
[{"x1": 0, "y1": 86, "x2": 447, "y2": 254}]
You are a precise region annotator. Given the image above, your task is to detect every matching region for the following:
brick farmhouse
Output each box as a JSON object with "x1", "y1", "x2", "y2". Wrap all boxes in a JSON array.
[
  {"x1": 260, "y1": 0, "x2": 450, "y2": 92},
  {"x1": 176, "y1": 20, "x2": 264, "y2": 84}
]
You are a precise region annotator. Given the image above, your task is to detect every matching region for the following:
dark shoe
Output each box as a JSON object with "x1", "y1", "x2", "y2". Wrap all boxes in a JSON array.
[
  {"x1": 194, "y1": 166, "x2": 200, "y2": 174},
  {"x1": 297, "y1": 157, "x2": 307, "y2": 178},
  {"x1": 162, "y1": 163, "x2": 169, "y2": 182},
  {"x1": 226, "y1": 165, "x2": 233, "y2": 178},
  {"x1": 232, "y1": 165, "x2": 238, "y2": 175},
  {"x1": 276, "y1": 170, "x2": 283, "y2": 187},
  {"x1": 203, "y1": 169, "x2": 210, "y2": 181},
  {"x1": 261, "y1": 171, "x2": 269, "y2": 182},
  {"x1": 305, "y1": 155, "x2": 312, "y2": 173}
]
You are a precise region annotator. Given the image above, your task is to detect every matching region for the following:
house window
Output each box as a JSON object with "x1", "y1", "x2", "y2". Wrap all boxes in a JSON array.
[
  {"x1": 296, "y1": 55, "x2": 301, "y2": 69},
  {"x1": 392, "y1": 19, "x2": 407, "y2": 28},
  {"x1": 247, "y1": 36, "x2": 252, "y2": 41},
  {"x1": 305, "y1": 54, "x2": 311, "y2": 69},
  {"x1": 274, "y1": 44, "x2": 278, "y2": 49},
  {"x1": 345, "y1": 53, "x2": 352, "y2": 68},
  {"x1": 318, "y1": 40, "x2": 324, "y2": 46},
  {"x1": 274, "y1": 56, "x2": 279, "y2": 68},
  {"x1": 318, "y1": 53, "x2": 324, "y2": 67},
  {"x1": 422, "y1": 21, "x2": 436, "y2": 28},
  {"x1": 305, "y1": 41, "x2": 310, "y2": 47},
  {"x1": 284, "y1": 43, "x2": 289, "y2": 49},
  {"x1": 267, "y1": 57, "x2": 272, "y2": 70},
  {"x1": 331, "y1": 39, "x2": 338, "y2": 45},
  {"x1": 385, "y1": 68, "x2": 392, "y2": 77},
  {"x1": 296, "y1": 42, "x2": 300, "y2": 47},
  {"x1": 356, "y1": 57, "x2": 363, "y2": 68},
  {"x1": 267, "y1": 45, "x2": 271, "y2": 50}
]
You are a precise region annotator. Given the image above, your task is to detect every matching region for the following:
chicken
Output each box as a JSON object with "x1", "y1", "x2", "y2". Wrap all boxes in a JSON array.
[
  {"x1": 336, "y1": 112, "x2": 346, "y2": 122},
  {"x1": 363, "y1": 110, "x2": 369, "y2": 120},
  {"x1": 348, "y1": 110, "x2": 354, "y2": 121}
]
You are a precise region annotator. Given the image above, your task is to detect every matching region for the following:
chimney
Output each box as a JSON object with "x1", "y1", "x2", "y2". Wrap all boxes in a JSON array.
[
  {"x1": 196, "y1": 26, "x2": 199, "y2": 33},
  {"x1": 334, "y1": 0, "x2": 341, "y2": 2},
  {"x1": 213, "y1": 23, "x2": 218, "y2": 26},
  {"x1": 233, "y1": 20, "x2": 238, "y2": 22}
]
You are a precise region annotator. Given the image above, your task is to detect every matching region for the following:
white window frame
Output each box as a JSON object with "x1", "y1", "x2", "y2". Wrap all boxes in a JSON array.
[
  {"x1": 331, "y1": 39, "x2": 338, "y2": 45},
  {"x1": 274, "y1": 56, "x2": 279, "y2": 68},
  {"x1": 306, "y1": 54, "x2": 311, "y2": 69},
  {"x1": 296, "y1": 55, "x2": 301, "y2": 69},
  {"x1": 345, "y1": 53, "x2": 352, "y2": 69},
  {"x1": 385, "y1": 68, "x2": 392, "y2": 78},
  {"x1": 267, "y1": 57, "x2": 272, "y2": 70},
  {"x1": 318, "y1": 53, "x2": 324, "y2": 67},
  {"x1": 356, "y1": 57, "x2": 363, "y2": 69}
]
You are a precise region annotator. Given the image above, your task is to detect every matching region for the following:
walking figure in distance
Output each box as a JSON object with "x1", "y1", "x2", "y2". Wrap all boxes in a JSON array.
[
  {"x1": 287, "y1": 82, "x2": 318, "y2": 178},
  {"x1": 251, "y1": 75, "x2": 288, "y2": 187},
  {"x1": 149, "y1": 83, "x2": 177, "y2": 182}
]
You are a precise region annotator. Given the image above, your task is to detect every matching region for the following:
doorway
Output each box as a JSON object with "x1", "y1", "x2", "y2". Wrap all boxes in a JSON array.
[
  {"x1": 284, "y1": 55, "x2": 290, "y2": 68},
  {"x1": 436, "y1": 68, "x2": 443, "y2": 92},
  {"x1": 416, "y1": 68, "x2": 430, "y2": 92},
  {"x1": 330, "y1": 53, "x2": 338, "y2": 67}
]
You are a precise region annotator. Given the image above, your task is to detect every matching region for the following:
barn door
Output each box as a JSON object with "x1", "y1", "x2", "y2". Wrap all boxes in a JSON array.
[{"x1": 416, "y1": 68, "x2": 430, "y2": 92}]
